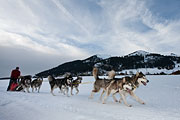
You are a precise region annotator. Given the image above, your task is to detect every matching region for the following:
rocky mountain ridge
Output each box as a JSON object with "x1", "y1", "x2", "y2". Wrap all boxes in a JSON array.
[{"x1": 36, "y1": 50, "x2": 180, "y2": 77}]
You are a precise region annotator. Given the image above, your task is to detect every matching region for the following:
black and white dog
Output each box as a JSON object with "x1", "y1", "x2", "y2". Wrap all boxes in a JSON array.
[
  {"x1": 31, "y1": 77, "x2": 43, "y2": 93},
  {"x1": 70, "y1": 76, "x2": 82, "y2": 95},
  {"x1": 18, "y1": 75, "x2": 32, "y2": 93},
  {"x1": 48, "y1": 74, "x2": 73, "y2": 96},
  {"x1": 118, "y1": 72, "x2": 149, "y2": 106}
]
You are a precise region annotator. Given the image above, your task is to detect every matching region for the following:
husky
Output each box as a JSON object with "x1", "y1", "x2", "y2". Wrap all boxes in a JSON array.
[
  {"x1": 48, "y1": 74, "x2": 73, "y2": 96},
  {"x1": 102, "y1": 76, "x2": 135, "y2": 107},
  {"x1": 89, "y1": 68, "x2": 114, "y2": 99},
  {"x1": 118, "y1": 72, "x2": 149, "y2": 105},
  {"x1": 70, "y1": 76, "x2": 82, "y2": 95},
  {"x1": 102, "y1": 71, "x2": 149, "y2": 107},
  {"x1": 18, "y1": 75, "x2": 32, "y2": 93},
  {"x1": 89, "y1": 68, "x2": 134, "y2": 105},
  {"x1": 31, "y1": 77, "x2": 43, "y2": 93}
]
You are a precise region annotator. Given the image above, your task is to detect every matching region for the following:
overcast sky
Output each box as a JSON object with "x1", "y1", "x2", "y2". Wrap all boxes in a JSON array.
[{"x1": 0, "y1": 0, "x2": 180, "y2": 77}]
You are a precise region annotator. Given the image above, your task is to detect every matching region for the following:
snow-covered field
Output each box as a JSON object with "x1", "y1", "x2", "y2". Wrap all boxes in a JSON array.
[{"x1": 1, "y1": 75, "x2": 180, "y2": 120}]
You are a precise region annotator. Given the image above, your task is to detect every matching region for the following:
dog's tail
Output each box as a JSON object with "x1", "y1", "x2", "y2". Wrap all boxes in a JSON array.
[
  {"x1": 93, "y1": 67, "x2": 99, "y2": 80},
  {"x1": 108, "y1": 70, "x2": 116, "y2": 79},
  {"x1": 48, "y1": 75, "x2": 54, "y2": 82}
]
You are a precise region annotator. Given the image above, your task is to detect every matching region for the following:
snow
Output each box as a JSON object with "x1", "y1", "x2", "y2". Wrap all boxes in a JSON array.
[
  {"x1": 1, "y1": 75, "x2": 180, "y2": 120},
  {"x1": 96, "y1": 54, "x2": 111, "y2": 59},
  {"x1": 128, "y1": 50, "x2": 150, "y2": 56},
  {"x1": 120, "y1": 65, "x2": 180, "y2": 75}
]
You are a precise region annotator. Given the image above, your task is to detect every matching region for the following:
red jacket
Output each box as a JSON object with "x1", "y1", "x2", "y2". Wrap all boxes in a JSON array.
[{"x1": 11, "y1": 69, "x2": 21, "y2": 79}]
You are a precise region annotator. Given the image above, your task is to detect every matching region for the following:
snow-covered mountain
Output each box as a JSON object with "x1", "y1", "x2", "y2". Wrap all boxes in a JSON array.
[
  {"x1": 127, "y1": 50, "x2": 150, "y2": 56},
  {"x1": 36, "y1": 50, "x2": 180, "y2": 77}
]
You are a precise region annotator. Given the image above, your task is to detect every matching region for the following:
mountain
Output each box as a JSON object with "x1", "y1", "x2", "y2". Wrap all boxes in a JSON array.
[
  {"x1": 128, "y1": 50, "x2": 150, "y2": 56},
  {"x1": 36, "y1": 55, "x2": 103, "y2": 77},
  {"x1": 36, "y1": 50, "x2": 180, "y2": 77}
]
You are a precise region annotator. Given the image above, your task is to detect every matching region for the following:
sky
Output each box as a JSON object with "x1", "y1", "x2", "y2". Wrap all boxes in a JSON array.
[{"x1": 0, "y1": 0, "x2": 180, "y2": 77}]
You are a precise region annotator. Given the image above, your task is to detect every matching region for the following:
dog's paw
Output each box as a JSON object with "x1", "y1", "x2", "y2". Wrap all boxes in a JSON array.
[
  {"x1": 142, "y1": 102, "x2": 145, "y2": 105},
  {"x1": 127, "y1": 104, "x2": 132, "y2": 107},
  {"x1": 115, "y1": 100, "x2": 118, "y2": 102},
  {"x1": 129, "y1": 105, "x2": 132, "y2": 107}
]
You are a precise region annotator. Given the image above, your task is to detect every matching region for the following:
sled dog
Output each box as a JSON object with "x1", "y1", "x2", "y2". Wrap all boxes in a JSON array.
[
  {"x1": 70, "y1": 76, "x2": 82, "y2": 95},
  {"x1": 102, "y1": 71, "x2": 149, "y2": 107},
  {"x1": 102, "y1": 77, "x2": 135, "y2": 107},
  {"x1": 18, "y1": 75, "x2": 32, "y2": 93},
  {"x1": 89, "y1": 68, "x2": 134, "y2": 105},
  {"x1": 119, "y1": 72, "x2": 149, "y2": 106},
  {"x1": 89, "y1": 68, "x2": 114, "y2": 99},
  {"x1": 48, "y1": 74, "x2": 73, "y2": 96},
  {"x1": 31, "y1": 77, "x2": 43, "y2": 93}
]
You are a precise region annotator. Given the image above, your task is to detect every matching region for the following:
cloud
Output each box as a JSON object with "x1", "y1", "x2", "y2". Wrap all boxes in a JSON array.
[
  {"x1": 0, "y1": 46, "x2": 72, "y2": 77},
  {"x1": 0, "y1": 0, "x2": 180, "y2": 76},
  {"x1": 96, "y1": 0, "x2": 180, "y2": 55},
  {"x1": 52, "y1": 0, "x2": 91, "y2": 37}
]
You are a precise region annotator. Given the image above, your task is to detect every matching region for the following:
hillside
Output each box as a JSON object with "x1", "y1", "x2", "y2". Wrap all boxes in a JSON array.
[
  {"x1": 36, "y1": 50, "x2": 180, "y2": 77},
  {"x1": 171, "y1": 70, "x2": 180, "y2": 75}
]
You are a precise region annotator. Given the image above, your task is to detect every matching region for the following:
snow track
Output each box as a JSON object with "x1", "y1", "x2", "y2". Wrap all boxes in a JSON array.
[{"x1": 0, "y1": 76, "x2": 180, "y2": 120}]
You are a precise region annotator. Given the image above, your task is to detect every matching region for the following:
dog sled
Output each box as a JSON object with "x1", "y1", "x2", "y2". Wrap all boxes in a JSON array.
[
  {"x1": 9, "y1": 82, "x2": 23, "y2": 91},
  {"x1": 9, "y1": 75, "x2": 32, "y2": 92},
  {"x1": 10, "y1": 82, "x2": 18, "y2": 91}
]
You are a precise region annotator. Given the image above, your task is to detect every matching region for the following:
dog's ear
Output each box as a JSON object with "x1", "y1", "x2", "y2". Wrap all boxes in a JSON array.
[
  {"x1": 136, "y1": 72, "x2": 139, "y2": 76},
  {"x1": 139, "y1": 72, "x2": 143, "y2": 75},
  {"x1": 122, "y1": 78, "x2": 126, "y2": 83}
]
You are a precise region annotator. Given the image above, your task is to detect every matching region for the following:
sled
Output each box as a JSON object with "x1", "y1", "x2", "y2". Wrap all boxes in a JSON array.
[{"x1": 10, "y1": 83, "x2": 18, "y2": 91}]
